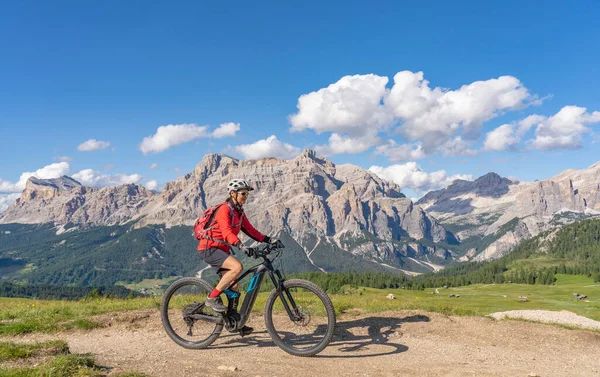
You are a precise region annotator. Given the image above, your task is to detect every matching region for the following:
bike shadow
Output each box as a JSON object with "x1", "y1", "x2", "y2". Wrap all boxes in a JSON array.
[{"x1": 211, "y1": 314, "x2": 429, "y2": 358}]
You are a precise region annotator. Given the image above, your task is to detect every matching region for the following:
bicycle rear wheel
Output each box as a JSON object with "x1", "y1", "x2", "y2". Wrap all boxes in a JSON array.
[
  {"x1": 160, "y1": 277, "x2": 223, "y2": 349},
  {"x1": 264, "y1": 279, "x2": 336, "y2": 357}
]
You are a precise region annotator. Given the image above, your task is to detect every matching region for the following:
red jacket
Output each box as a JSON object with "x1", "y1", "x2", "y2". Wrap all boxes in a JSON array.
[{"x1": 197, "y1": 202, "x2": 266, "y2": 254}]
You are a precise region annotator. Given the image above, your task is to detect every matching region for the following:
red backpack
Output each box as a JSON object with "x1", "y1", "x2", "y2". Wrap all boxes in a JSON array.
[{"x1": 193, "y1": 202, "x2": 239, "y2": 242}]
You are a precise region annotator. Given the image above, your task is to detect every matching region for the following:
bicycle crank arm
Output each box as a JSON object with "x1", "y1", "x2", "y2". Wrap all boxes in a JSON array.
[{"x1": 189, "y1": 314, "x2": 223, "y2": 324}]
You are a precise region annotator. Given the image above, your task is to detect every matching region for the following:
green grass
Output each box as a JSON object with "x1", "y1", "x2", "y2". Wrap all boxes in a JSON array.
[
  {"x1": 0, "y1": 353, "x2": 145, "y2": 377},
  {"x1": 0, "y1": 354, "x2": 102, "y2": 377},
  {"x1": 0, "y1": 296, "x2": 161, "y2": 336},
  {"x1": 0, "y1": 340, "x2": 151, "y2": 377},
  {"x1": 506, "y1": 254, "x2": 570, "y2": 270},
  {"x1": 1, "y1": 274, "x2": 598, "y2": 337},
  {"x1": 328, "y1": 274, "x2": 600, "y2": 320},
  {"x1": 0, "y1": 340, "x2": 69, "y2": 361}
]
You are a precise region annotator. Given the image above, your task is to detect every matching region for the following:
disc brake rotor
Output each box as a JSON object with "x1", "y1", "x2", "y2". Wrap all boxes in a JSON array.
[{"x1": 292, "y1": 306, "x2": 311, "y2": 327}]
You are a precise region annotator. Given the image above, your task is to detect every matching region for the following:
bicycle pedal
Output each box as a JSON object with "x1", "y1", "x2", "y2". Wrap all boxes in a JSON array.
[{"x1": 238, "y1": 325, "x2": 253, "y2": 337}]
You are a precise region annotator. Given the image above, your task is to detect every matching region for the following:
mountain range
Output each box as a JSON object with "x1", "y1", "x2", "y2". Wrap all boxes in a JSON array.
[{"x1": 1, "y1": 151, "x2": 600, "y2": 286}]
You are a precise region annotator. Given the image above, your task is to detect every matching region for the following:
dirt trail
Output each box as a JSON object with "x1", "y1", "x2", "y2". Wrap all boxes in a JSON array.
[{"x1": 4, "y1": 309, "x2": 600, "y2": 377}]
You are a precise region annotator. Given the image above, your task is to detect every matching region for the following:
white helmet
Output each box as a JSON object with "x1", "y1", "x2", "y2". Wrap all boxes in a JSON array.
[{"x1": 227, "y1": 179, "x2": 254, "y2": 192}]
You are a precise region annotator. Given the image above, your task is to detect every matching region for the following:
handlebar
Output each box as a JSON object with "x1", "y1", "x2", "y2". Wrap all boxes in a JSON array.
[{"x1": 247, "y1": 242, "x2": 284, "y2": 259}]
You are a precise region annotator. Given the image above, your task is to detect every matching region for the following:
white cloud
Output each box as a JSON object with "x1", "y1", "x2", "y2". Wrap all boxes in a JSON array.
[
  {"x1": 150, "y1": 163, "x2": 159, "y2": 169},
  {"x1": 0, "y1": 162, "x2": 70, "y2": 193},
  {"x1": 369, "y1": 162, "x2": 473, "y2": 193},
  {"x1": 212, "y1": 122, "x2": 240, "y2": 138},
  {"x1": 288, "y1": 70, "x2": 536, "y2": 158},
  {"x1": 0, "y1": 193, "x2": 20, "y2": 213},
  {"x1": 139, "y1": 124, "x2": 209, "y2": 155},
  {"x1": 72, "y1": 169, "x2": 143, "y2": 187},
  {"x1": 374, "y1": 140, "x2": 426, "y2": 161},
  {"x1": 316, "y1": 133, "x2": 381, "y2": 156},
  {"x1": 483, "y1": 124, "x2": 519, "y2": 152},
  {"x1": 54, "y1": 156, "x2": 73, "y2": 162},
  {"x1": 145, "y1": 180, "x2": 158, "y2": 191},
  {"x1": 289, "y1": 74, "x2": 393, "y2": 135},
  {"x1": 386, "y1": 71, "x2": 532, "y2": 152},
  {"x1": 235, "y1": 135, "x2": 301, "y2": 160},
  {"x1": 139, "y1": 122, "x2": 242, "y2": 154},
  {"x1": 77, "y1": 139, "x2": 111, "y2": 152},
  {"x1": 517, "y1": 114, "x2": 546, "y2": 137},
  {"x1": 529, "y1": 106, "x2": 600, "y2": 150},
  {"x1": 439, "y1": 136, "x2": 478, "y2": 156},
  {"x1": 483, "y1": 114, "x2": 547, "y2": 152}
]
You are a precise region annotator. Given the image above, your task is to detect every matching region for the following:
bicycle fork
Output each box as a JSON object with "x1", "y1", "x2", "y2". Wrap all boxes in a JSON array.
[{"x1": 270, "y1": 271, "x2": 304, "y2": 322}]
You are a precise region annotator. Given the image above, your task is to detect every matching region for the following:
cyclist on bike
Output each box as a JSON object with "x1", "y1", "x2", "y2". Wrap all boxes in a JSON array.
[{"x1": 198, "y1": 178, "x2": 282, "y2": 313}]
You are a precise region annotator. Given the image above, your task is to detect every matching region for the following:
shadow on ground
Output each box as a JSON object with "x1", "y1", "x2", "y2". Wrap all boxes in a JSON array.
[{"x1": 211, "y1": 314, "x2": 430, "y2": 358}]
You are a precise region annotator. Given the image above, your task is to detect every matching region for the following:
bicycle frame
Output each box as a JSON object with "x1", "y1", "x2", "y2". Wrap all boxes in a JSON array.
[{"x1": 221, "y1": 256, "x2": 300, "y2": 330}]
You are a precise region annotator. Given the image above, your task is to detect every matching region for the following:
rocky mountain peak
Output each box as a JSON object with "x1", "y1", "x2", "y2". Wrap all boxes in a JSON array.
[
  {"x1": 418, "y1": 172, "x2": 513, "y2": 207},
  {"x1": 474, "y1": 172, "x2": 512, "y2": 189},
  {"x1": 193, "y1": 153, "x2": 238, "y2": 178},
  {"x1": 1, "y1": 153, "x2": 454, "y2": 273},
  {"x1": 20, "y1": 175, "x2": 82, "y2": 202}
]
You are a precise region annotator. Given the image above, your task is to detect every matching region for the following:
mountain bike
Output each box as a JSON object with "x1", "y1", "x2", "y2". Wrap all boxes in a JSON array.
[{"x1": 160, "y1": 243, "x2": 336, "y2": 357}]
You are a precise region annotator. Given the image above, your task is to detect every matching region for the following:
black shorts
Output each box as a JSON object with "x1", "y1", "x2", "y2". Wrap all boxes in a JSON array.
[{"x1": 198, "y1": 247, "x2": 232, "y2": 276}]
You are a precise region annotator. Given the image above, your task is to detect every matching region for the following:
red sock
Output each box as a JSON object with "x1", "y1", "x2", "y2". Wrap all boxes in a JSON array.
[{"x1": 208, "y1": 288, "x2": 222, "y2": 298}]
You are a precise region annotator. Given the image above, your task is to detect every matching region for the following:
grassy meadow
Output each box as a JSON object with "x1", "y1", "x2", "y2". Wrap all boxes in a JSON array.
[
  {"x1": 0, "y1": 274, "x2": 598, "y2": 338},
  {"x1": 336, "y1": 274, "x2": 600, "y2": 321},
  {"x1": 0, "y1": 339, "x2": 149, "y2": 377},
  {"x1": 1, "y1": 274, "x2": 598, "y2": 376}
]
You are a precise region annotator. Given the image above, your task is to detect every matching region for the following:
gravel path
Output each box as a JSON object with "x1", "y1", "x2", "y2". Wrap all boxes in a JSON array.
[
  {"x1": 489, "y1": 310, "x2": 600, "y2": 330},
  {"x1": 4, "y1": 309, "x2": 600, "y2": 376}
]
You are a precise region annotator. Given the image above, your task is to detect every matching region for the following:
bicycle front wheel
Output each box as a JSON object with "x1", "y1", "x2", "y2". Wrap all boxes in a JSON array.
[
  {"x1": 264, "y1": 279, "x2": 336, "y2": 357},
  {"x1": 160, "y1": 277, "x2": 223, "y2": 349}
]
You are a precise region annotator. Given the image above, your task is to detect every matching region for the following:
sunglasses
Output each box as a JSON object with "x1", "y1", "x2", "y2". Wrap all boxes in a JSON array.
[{"x1": 237, "y1": 191, "x2": 249, "y2": 197}]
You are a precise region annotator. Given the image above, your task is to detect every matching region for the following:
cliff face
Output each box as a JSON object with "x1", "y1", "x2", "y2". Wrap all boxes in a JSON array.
[
  {"x1": 417, "y1": 162, "x2": 600, "y2": 261},
  {"x1": 135, "y1": 151, "x2": 448, "y2": 243},
  {"x1": 0, "y1": 151, "x2": 452, "y2": 273},
  {"x1": 0, "y1": 176, "x2": 153, "y2": 226}
]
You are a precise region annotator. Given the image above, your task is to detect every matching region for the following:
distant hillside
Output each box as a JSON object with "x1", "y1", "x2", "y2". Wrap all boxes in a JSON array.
[
  {"x1": 409, "y1": 218, "x2": 600, "y2": 288},
  {"x1": 0, "y1": 222, "x2": 406, "y2": 287},
  {"x1": 417, "y1": 162, "x2": 600, "y2": 262}
]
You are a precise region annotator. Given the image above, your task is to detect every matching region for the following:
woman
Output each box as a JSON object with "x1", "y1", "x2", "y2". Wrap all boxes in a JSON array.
[{"x1": 198, "y1": 178, "x2": 281, "y2": 313}]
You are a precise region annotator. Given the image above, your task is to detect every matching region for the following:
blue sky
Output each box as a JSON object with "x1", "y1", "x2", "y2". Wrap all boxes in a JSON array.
[{"x1": 1, "y1": 0, "x2": 600, "y2": 209}]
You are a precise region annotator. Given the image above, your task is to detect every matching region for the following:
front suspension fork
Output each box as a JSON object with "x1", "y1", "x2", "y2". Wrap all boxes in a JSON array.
[{"x1": 270, "y1": 271, "x2": 303, "y2": 322}]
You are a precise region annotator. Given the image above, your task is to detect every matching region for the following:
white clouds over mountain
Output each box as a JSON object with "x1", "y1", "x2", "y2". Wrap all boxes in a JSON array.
[
  {"x1": 211, "y1": 122, "x2": 241, "y2": 138},
  {"x1": 483, "y1": 107, "x2": 600, "y2": 152},
  {"x1": 387, "y1": 72, "x2": 531, "y2": 150},
  {"x1": 145, "y1": 180, "x2": 158, "y2": 191},
  {"x1": 0, "y1": 193, "x2": 20, "y2": 213},
  {"x1": 235, "y1": 135, "x2": 301, "y2": 160},
  {"x1": 316, "y1": 133, "x2": 381, "y2": 155},
  {"x1": 0, "y1": 162, "x2": 70, "y2": 193},
  {"x1": 530, "y1": 106, "x2": 600, "y2": 150},
  {"x1": 289, "y1": 74, "x2": 393, "y2": 156},
  {"x1": 139, "y1": 124, "x2": 209, "y2": 155},
  {"x1": 289, "y1": 70, "x2": 536, "y2": 160},
  {"x1": 78, "y1": 139, "x2": 111, "y2": 152},
  {"x1": 289, "y1": 74, "x2": 393, "y2": 135},
  {"x1": 139, "y1": 122, "x2": 240, "y2": 154},
  {"x1": 0, "y1": 161, "x2": 146, "y2": 199},
  {"x1": 369, "y1": 162, "x2": 473, "y2": 193},
  {"x1": 375, "y1": 141, "x2": 426, "y2": 161},
  {"x1": 72, "y1": 169, "x2": 143, "y2": 187},
  {"x1": 484, "y1": 124, "x2": 520, "y2": 152}
]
